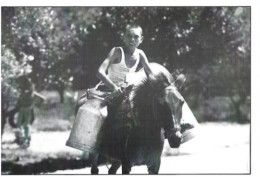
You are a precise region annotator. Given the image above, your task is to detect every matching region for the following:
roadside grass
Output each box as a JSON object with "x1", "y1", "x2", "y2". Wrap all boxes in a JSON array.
[
  {"x1": 33, "y1": 91, "x2": 76, "y2": 132},
  {"x1": 3, "y1": 90, "x2": 78, "y2": 133},
  {"x1": 3, "y1": 90, "x2": 250, "y2": 133}
]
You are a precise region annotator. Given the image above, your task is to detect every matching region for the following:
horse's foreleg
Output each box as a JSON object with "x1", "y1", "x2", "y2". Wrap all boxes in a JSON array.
[
  {"x1": 147, "y1": 158, "x2": 161, "y2": 174},
  {"x1": 122, "y1": 163, "x2": 131, "y2": 174},
  {"x1": 89, "y1": 152, "x2": 99, "y2": 174},
  {"x1": 121, "y1": 157, "x2": 131, "y2": 174},
  {"x1": 108, "y1": 160, "x2": 121, "y2": 174}
]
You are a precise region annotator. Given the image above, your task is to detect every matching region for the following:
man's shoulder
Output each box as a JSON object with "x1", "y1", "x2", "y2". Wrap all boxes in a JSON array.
[
  {"x1": 137, "y1": 49, "x2": 146, "y2": 58},
  {"x1": 137, "y1": 48, "x2": 145, "y2": 54},
  {"x1": 113, "y1": 46, "x2": 123, "y2": 51},
  {"x1": 110, "y1": 47, "x2": 122, "y2": 63},
  {"x1": 107, "y1": 47, "x2": 120, "y2": 60},
  {"x1": 112, "y1": 47, "x2": 122, "y2": 55},
  {"x1": 136, "y1": 48, "x2": 144, "y2": 52}
]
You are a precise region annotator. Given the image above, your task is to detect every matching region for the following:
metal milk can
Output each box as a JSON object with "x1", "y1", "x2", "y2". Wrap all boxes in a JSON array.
[{"x1": 66, "y1": 97, "x2": 107, "y2": 153}]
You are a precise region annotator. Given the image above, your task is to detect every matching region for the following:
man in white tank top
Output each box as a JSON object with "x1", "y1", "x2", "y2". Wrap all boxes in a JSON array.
[
  {"x1": 97, "y1": 25, "x2": 155, "y2": 94},
  {"x1": 75, "y1": 25, "x2": 155, "y2": 115},
  {"x1": 96, "y1": 25, "x2": 156, "y2": 166}
]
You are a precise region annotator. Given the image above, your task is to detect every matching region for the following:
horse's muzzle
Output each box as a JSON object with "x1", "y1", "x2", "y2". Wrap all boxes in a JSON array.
[{"x1": 167, "y1": 131, "x2": 182, "y2": 148}]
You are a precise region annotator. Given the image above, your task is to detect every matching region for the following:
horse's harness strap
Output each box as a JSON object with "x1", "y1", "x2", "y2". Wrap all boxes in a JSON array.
[
  {"x1": 120, "y1": 85, "x2": 137, "y2": 125},
  {"x1": 86, "y1": 88, "x2": 110, "y2": 100}
]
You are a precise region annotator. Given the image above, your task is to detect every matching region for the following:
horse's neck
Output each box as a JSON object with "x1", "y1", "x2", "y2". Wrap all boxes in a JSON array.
[{"x1": 132, "y1": 81, "x2": 162, "y2": 128}]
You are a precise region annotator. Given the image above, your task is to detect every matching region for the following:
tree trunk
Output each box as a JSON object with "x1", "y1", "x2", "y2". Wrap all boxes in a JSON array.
[
  {"x1": 58, "y1": 88, "x2": 64, "y2": 103},
  {"x1": 1, "y1": 96, "x2": 8, "y2": 135},
  {"x1": 231, "y1": 98, "x2": 246, "y2": 123},
  {"x1": 233, "y1": 102, "x2": 241, "y2": 122}
]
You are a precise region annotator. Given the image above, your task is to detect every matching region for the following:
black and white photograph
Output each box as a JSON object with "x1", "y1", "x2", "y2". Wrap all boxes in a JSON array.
[{"x1": 1, "y1": 2, "x2": 256, "y2": 175}]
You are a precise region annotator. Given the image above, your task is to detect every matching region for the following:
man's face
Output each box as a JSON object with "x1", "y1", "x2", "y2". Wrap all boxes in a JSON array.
[{"x1": 124, "y1": 28, "x2": 143, "y2": 50}]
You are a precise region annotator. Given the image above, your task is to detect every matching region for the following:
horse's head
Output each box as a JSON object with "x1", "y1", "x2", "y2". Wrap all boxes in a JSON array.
[
  {"x1": 149, "y1": 72, "x2": 184, "y2": 148},
  {"x1": 132, "y1": 63, "x2": 185, "y2": 148},
  {"x1": 162, "y1": 84, "x2": 184, "y2": 148}
]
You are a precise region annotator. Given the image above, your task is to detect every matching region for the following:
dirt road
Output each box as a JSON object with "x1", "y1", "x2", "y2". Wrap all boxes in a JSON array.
[
  {"x1": 1, "y1": 122, "x2": 250, "y2": 174},
  {"x1": 52, "y1": 122, "x2": 250, "y2": 174}
]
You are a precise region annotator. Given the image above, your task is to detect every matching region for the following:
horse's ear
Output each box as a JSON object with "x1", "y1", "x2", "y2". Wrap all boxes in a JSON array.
[
  {"x1": 155, "y1": 72, "x2": 171, "y2": 88},
  {"x1": 172, "y1": 74, "x2": 186, "y2": 89}
]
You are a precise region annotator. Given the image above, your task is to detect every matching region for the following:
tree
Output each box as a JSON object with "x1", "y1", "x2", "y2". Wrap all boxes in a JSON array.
[
  {"x1": 2, "y1": 7, "x2": 250, "y2": 122},
  {"x1": 1, "y1": 45, "x2": 32, "y2": 134},
  {"x1": 2, "y1": 7, "x2": 101, "y2": 102},
  {"x1": 185, "y1": 7, "x2": 250, "y2": 122}
]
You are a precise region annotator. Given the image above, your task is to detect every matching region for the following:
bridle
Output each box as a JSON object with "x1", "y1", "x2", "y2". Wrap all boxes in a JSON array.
[{"x1": 151, "y1": 85, "x2": 182, "y2": 135}]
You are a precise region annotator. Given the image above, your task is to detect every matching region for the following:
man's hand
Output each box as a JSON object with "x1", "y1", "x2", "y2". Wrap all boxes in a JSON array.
[
  {"x1": 147, "y1": 73, "x2": 157, "y2": 84},
  {"x1": 112, "y1": 85, "x2": 122, "y2": 96}
]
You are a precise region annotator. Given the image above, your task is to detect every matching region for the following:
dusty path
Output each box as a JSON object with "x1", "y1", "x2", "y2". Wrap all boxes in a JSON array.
[
  {"x1": 1, "y1": 122, "x2": 250, "y2": 174},
  {"x1": 50, "y1": 122, "x2": 250, "y2": 174}
]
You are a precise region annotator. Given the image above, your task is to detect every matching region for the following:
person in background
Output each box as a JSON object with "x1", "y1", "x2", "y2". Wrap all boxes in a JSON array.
[{"x1": 15, "y1": 75, "x2": 46, "y2": 148}]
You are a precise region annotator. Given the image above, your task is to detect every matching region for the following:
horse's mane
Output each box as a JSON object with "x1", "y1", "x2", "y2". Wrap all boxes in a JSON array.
[
  {"x1": 132, "y1": 72, "x2": 171, "y2": 123},
  {"x1": 132, "y1": 77, "x2": 152, "y2": 109},
  {"x1": 133, "y1": 71, "x2": 171, "y2": 98}
]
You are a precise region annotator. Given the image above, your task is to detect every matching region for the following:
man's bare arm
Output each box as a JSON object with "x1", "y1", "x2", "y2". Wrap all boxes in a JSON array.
[
  {"x1": 139, "y1": 50, "x2": 156, "y2": 80},
  {"x1": 96, "y1": 47, "x2": 120, "y2": 92}
]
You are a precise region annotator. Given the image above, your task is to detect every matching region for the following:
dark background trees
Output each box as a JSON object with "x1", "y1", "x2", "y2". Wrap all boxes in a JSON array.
[{"x1": 1, "y1": 7, "x2": 250, "y2": 122}]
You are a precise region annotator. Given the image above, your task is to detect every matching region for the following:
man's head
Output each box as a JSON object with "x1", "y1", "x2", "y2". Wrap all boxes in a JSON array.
[{"x1": 123, "y1": 24, "x2": 143, "y2": 50}]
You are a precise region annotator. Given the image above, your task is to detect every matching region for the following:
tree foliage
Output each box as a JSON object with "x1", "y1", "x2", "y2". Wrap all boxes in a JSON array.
[{"x1": 1, "y1": 7, "x2": 250, "y2": 122}]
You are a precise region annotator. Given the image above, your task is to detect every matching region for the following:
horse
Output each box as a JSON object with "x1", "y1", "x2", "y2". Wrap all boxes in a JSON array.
[{"x1": 89, "y1": 63, "x2": 185, "y2": 174}]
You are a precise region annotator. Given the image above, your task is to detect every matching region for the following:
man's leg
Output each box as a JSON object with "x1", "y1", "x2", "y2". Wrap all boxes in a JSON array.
[
  {"x1": 22, "y1": 108, "x2": 31, "y2": 148},
  {"x1": 16, "y1": 108, "x2": 25, "y2": 145}
]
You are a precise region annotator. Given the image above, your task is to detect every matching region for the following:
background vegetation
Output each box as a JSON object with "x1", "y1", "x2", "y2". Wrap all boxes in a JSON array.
[{"x1": 2, "y1": 7, "x2": 250, "y2": 124}]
